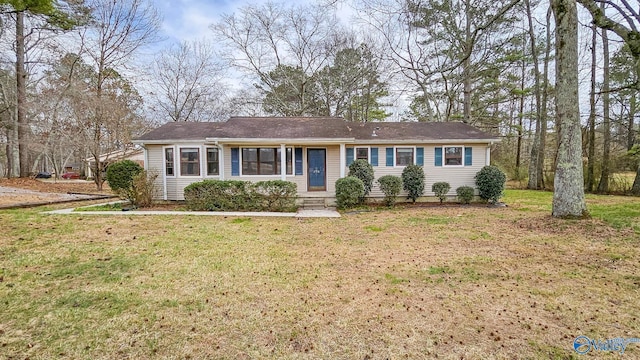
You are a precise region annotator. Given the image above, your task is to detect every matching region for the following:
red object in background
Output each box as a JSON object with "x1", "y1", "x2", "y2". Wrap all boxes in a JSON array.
[{"x1": 61, "y1": 172, "x2": 80, "y2": 179}]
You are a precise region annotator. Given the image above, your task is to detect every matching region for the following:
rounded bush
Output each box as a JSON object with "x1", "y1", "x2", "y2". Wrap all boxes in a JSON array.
[
  {"x1": 335, "y1": 176, "x2": 365, "y2": 209},
  {"x1": 456, "y1": 186, "x2": 475, "y2": 204},
  {"x1": 475, "y1": 165, "x2": 506, "y2": 203},
  {"x1": 348, "y1": 159, "x2": 374, "y2": 197},
  {"x1": 106, "y1": 160, "x2": 143, "y2": 192},
  {"x1": 431, "y1": 182, "x2": 451, "y2": 203},
  {"x1": 377, "y1": 175, "x2": 402, "y2": 207},
  {"x1": 401, "y1": 164, "x2": 425, "y2": 202}
]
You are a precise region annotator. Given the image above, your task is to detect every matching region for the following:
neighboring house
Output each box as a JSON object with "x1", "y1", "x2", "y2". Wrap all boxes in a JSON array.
[
  {"x1": 133, "y1": 117, "x2": 500, "y2": 203},
  {"x1": 85, "y1": 148, "x2": 145, "y2": 179}
]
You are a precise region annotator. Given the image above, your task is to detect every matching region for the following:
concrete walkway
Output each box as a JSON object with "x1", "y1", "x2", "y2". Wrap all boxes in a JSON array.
[{"x1": 45, "y1": 207, "x2": 341, "y2": 218}]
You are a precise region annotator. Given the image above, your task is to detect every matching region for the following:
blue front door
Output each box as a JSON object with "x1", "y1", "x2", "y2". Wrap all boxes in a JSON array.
[{"x1": 307, "y1": 149, "x2": 326, "y2": 191}]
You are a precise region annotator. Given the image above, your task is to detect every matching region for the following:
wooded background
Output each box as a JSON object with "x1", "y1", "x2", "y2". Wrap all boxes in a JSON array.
[{"x1": 0, "y1": 0, "x2": 639, "y2": 215}]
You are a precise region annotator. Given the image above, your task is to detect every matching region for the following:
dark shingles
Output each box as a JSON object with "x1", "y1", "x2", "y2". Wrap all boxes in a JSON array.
[
  {"x1": 350, "y1": 122, "x2": 497, "y2": 140},
  {"x1": 135, "y1": 122, "x2": 223, "y2": 141},
  {"x1": 217, "y1": 117, "x2": 352, "y2": 138},
  {"x1": 135, "y1": 118, "x2": 499, "y2": 142}
]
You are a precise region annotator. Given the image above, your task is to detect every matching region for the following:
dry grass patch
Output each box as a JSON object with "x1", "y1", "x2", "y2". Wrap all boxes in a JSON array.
[{"x1": 0, "y1": 191, "x2": 639, "y2": 359}]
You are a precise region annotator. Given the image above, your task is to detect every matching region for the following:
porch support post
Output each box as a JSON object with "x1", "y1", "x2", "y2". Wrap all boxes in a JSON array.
[
  {"x1": 218, "y1": 145, "x2": 224, "y2": 179},
  {"x1": 280, "y1": 143, "x2": 286, "y2": 180},
  {"x1": 486, "y1": 145, "x2": 491, "y2": 166},
  {"x1": 339, "y1": 143, "x2": 346, "y2": 178}
]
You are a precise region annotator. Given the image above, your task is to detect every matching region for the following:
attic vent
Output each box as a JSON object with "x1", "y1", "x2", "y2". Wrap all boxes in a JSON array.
[{"x1": 372, "y1": 127, "x2": 380, "y2": 137}]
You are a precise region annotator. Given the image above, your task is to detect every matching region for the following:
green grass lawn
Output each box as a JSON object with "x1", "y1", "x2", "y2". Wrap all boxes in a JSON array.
[{"x1": 1, "y1": 191, "x2": 639, "y2": 359}]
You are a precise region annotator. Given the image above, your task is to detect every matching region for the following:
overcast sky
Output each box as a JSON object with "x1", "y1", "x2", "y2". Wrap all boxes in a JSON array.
[{"x1": 150, "y1": 0, "x2": 320, "y2": 44}]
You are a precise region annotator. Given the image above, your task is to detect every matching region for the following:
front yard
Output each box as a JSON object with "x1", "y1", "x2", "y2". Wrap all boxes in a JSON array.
[{"x1": 0, "y1": 190, "x2": 639, "y2": 359}]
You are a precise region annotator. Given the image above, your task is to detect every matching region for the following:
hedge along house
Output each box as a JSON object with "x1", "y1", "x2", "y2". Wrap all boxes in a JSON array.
[{"x1": 133, "y1": 117, "x2": 500, "y2": 204}]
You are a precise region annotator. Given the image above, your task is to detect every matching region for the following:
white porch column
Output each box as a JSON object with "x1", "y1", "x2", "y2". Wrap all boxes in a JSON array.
[
  {"x1": 339, "y1": 143, "x2": 346, "y2": 178},
  {"x1": 486, "y1": 146, "x2": 491, "y2": 166},
  {"x1": 280, "y1": 144, "x2": 286, "y2": 180},
  {"x1": 218, "y1": 145, "x2": 224, "y2": 179}
]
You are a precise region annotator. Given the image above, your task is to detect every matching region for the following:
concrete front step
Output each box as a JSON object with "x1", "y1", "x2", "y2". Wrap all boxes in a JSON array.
[{"x1": 301, "y1": 198, "x2": 326, "y2": 210}]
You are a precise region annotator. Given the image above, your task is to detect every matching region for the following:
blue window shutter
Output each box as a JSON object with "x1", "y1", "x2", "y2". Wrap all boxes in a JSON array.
[
  {"x1": 465, "y1": 147, "x2": 472, "y2": 166},
  {"x1": 435, "y1": 147, "x2": 443, "y2": 167},
  {"x1": 346, "y1": 147, "x2": 354, "y2": 166},
  {"x1": 295, "y1": 147, "x2": 303, "y2": 175},
  {"x1": 231, "y1": 148, "x2": 239, "y2": 176},
  {"x1": 371, "y1": 147, "x2": 378, "y2": 166},
  {"x1": 386, "y1": 148, "x2": 394, "y2": 166},
  {"x1": 416, "y1": 147, "x2": 424, "y2": 166}
]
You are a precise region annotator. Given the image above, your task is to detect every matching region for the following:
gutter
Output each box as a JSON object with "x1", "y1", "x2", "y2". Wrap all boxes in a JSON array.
[{"x1": 207, "y1": 138, "x2": 357, "y2": 145}]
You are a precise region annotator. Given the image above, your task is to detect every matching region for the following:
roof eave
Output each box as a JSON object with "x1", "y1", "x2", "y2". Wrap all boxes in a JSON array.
[
  {"x1": 208, "y1": 138, "x2": 356, "y2": 145},
  {"x1": 353, "y1": 138, "x2": 502, "y2": 144},
  {"x1": 133, "y1": 139, "x2": 216, "y2": 145}
]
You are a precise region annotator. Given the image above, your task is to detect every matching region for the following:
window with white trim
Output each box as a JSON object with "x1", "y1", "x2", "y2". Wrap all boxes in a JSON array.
[
  {"x1": 206, "y1": 147, "x2": 219, "y2": 175},
  {"x1": 355, "y1": 147, "x2": 369, "y2": 161},
  {"x1": 242, "y1": 147, "x2": 293, "y2": 175},
  {"x1": 444, "y1": 146, "x2": 463, "y2": 166},
  {"x1": 395, "y1": 147, "x2": 414, "y2": 166},
  {"x1": 180, "y1": 148, "x2": 200, "y2": 176},
  {"x1": 165, "y1": 148, "x2": 174, "y2": 176}
]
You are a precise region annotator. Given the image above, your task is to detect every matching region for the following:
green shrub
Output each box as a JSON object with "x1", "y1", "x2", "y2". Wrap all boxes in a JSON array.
[
  {"x1": 431, "y1": 182, "x2": 451, "y2": 203},
  {"x1": 348, "y1": 159, "x2": 374, "y2": 197},
  {"x1": 106, "y1": 160, "x2": 143, "y2": 192},
  {"x1": 377, "y1": 175, "x2": 402, "y2": 207},
  {"x1": 184, "y1": 180, "x2": 284, "y2": 211},
  {"x1": 130, "y1": 170, "x2": 158, "y2": 208},
  {"x1": 335, "y1": 176, "x2": 365, "y2": 209},
  {"x1": 475, "y1": 165, "x2": 507, "y2": 203},
  {"x1": 401, "y1": 164, "x2": 425, "y2": 202},
  {"x1": 456, "y1": 186, "x2": 475, "y2": 204},
  {"x1": 253, "y1": 180, "x2": 297, "y2": 212},
  {"x1": 106, "y1": 160, "x2": 144, "y2": 205}
]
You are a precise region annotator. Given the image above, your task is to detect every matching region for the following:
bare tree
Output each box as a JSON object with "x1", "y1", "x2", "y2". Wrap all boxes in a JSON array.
[
  {"x1": 356, "y1": 0, "x2": 521, "y2": 124},
  {"x1": 77, "y1": 0, "x2": 161, "y2": 190},
  {"x1": 527, "y1": 4, "x2": 550, "y2": 190},
  {"x1": 597, "y1": 4, "x2": 611, "y2": 193},
  {"x1": 0, "y1": 68, "x2": 18, "y2": 177},
  {"x1": 577, "y1": 0, "x2": 640, "y2": 86},
  {"x1": 151, "y1": 40, "x2": 229, "y2": 122},
  {"x1": 551, "y1": 0, "x2": 588, "y2": 217},
  {"x1": 211, "y1": 2, "x2": 346, "y2": 115},
  {"x1": 586, "y1": 20, "x2": 598, "y2": 193},
  {"x1": 576, "y1": 0, "x2": 640, "y2": 193}
]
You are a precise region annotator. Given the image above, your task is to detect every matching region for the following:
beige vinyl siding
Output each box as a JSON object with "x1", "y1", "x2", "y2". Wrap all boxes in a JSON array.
[
  {"x1": 146, "y1": 145, "x2": 165, "y2": 200},
  {"x1": 146, "y1": 142, "x2": 489, "y2": 201},
  {"x1": 145, "y1": 144, "x2": 222, "y2": 201},
  {"x1": 323, "y1": 146, "x2": 340, "y2": 195},
  {"x1": 222, "y1": 145, "x2": 340, "y2": 197},
  {"x1": 364, "y1": 144, "x2": 488, "y2": 199}
]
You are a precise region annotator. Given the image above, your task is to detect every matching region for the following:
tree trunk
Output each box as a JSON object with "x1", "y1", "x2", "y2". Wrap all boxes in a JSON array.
[
  {"x1": 537, "y1": 8, "x2": 553, "y2": 189},
  {"x1": 516, "y1": 35, "x2": 525, "y2": 180},
  {"x1": 597, "y1": 16, "x2": 611, "y2": 194},
  {"x1": 628, "y1": 94, "x2": 637, "y2": 151},
  {"x1": 551, "y1": 0, "x2": 588, "y2": 218},
  {"x1": 462, "y1": 0, "x2": 472, "y2": 124},
  {"x1": 16, "y1": 11, "x2": 29, "y2": 177},
  {"x1": 586, "y1": 23, "x2": 597, "y2": 192},
  {"x1": 3, "y1": 113, "x2": 20, "y2": 178},
  {"x1": 526, "y1": 0, "x2": 544, "y2": 190},
  {"x1": 632, "y1": 164, "x2": 640, "y2": 196}
]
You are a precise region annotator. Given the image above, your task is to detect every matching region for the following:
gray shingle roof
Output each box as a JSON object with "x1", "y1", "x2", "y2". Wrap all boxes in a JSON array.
[
  {"x1": 135, "y1": 121, "x2": 225, "y2": 141},
  {"x1": 135, "y1": 117, "x2": 499, "y2": 143}
]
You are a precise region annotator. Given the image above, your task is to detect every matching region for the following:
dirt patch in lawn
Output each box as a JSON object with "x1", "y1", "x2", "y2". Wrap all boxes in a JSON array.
[{"x1": 0, "y1": 178, "x2": 112, "y2": 207}]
